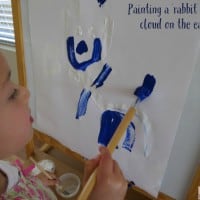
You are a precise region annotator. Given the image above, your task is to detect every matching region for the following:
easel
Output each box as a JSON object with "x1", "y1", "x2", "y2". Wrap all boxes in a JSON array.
[
  {"x1": 187, "y1": 164, "x2": 200, "y2": 200},
  {"x1": 11, "y1": 1, "x2": 194, "y2": 199}
]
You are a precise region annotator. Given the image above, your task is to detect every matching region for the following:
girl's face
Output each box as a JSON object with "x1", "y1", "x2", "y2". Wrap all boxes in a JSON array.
[{"x1": 0, "y1": 54, "x2": 33, "y2": 158}]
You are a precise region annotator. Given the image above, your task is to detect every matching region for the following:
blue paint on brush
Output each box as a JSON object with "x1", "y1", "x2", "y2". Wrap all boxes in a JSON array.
[
  {"x1": 134, "y1": 74, "x2": 156, "y2": 103},
  {"x1": 76, "y1": 89, "x2": 92, "y2": 119},
  {"x1": 91, "y1": 63, "x2": 112, "y2": 88},
  {"x1": 66, "y1": 36, "x2": 102, "y2": 71},
  {"x1": 122, "y1": 122, "x2": 136, "y2": 152},
  {"x1": 76, "y1": 40, "x2": 88, "y2": 55},
  {"x1": 97, "y1": 0, "x2": 107, "y2": 7},
  {"x1": 98, "y1": 110, "x2": 136, "y2": 152}
]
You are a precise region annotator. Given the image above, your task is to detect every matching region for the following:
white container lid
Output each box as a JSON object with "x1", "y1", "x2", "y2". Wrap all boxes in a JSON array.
[{"x1": 32, "y1": 159, "x2": 55, "y2": 175}]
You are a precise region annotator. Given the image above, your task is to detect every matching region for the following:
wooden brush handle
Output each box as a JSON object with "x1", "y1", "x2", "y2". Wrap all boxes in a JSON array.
[
  {"x1": 78, "y1": 106, "x2": 136, "y2": 200},
  {"x1": 29, "y1": 157, "x2": 53, "y2": 179},
  {"x1": 107, "y1": 106, "x2": 136, "y2": 153},
  {"x1": 78, "y1": 168, "x2": 97, "y2": 200}
]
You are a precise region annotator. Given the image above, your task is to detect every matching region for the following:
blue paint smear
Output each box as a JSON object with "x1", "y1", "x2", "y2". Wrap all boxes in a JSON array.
[
  {"x1": 134, "y1": 74, "x2": 156, "y2": 102},
  {"x1": 66, "y1": 36, "x2": 102, "y2": 71},
  {"x1": 98, "y1": 110, "x2": 122, "y2": 146},
  {"x1": 98, "y1": 110, "x2": 136, "y2": 152},
  {"x1": 91, "y1": 63, "x2": 112, "y2": 88},
  {"x1": 76, "y1": 40, "x2": 88, "y2": 55},
  {"x1": 97, "y1": 0, "x2": 106, "y2": 7},
  {"x1": 122, "y1": 122, "x2": 136, "y2": 152},
  {"x1": 76, "y1": 89, "x2": 92, "y2": 119}
]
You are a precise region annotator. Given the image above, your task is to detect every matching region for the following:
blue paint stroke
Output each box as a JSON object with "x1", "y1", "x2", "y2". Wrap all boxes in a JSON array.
[
  {"x1": 134, "y1": 74, "x2": 156, "y2": 102},
  {"x1": 91, "y1": 63, "x2": 112, "y2": 88},
  {"x1": 76, "y1": 40, "x2": 88, "y2": 55},
  {"x1": 66, "y1": 36, "x2": 102, "y2": 71},
  {"x1": 98, "y1": 110, "x2": 122, "y2": 146},
  {"x1": 76, "y1": 89, "x2": 92, "y2": 119},
  {"x1": 98, "y1": 110, "x2": 136, "y2": 152},
  {"x1": 97, "y1": 0, "x2": 107, "y2": 7},
  {"x1": 122, "y1": 122, "x2": 135, "y2": 152}
]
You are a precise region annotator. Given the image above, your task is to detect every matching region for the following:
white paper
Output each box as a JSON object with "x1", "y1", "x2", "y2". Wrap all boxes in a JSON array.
[{"x1": 26, "y1": 0, "x2": 200, "y2": 197}]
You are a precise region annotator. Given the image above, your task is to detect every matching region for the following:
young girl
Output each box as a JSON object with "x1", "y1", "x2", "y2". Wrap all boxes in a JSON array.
[{"x1": 0, "y1": 52, "x2": 127, "y2": 199}]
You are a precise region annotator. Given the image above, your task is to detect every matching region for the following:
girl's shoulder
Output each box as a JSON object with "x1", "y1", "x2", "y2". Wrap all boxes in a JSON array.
[
  {"x1": 0, "y1": 160, "x2": 20, "y2": 191},
  {"x1": 0, "y1": 160, "x2": 57, "y2": 200},
  {"x1": 0, "y1": 168, "x2": 8, "y2": 195}
]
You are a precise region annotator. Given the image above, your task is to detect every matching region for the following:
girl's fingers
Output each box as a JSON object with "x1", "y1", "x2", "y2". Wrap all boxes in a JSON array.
[
  {"x1": 113, "y1": 160, "x2": 124, "y2": 178},
  {"x1": 99, "y1": 145, "x2": 108, "y2": 155},
  {"x1": 83, "y1": 155, "x2": 101, "y2": 185},
  {"x1": 98, "y1": 147, "x2": 113, "y2": 175}
]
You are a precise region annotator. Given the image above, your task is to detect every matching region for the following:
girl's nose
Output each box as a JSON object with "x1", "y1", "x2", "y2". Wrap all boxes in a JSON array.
[{"x1": 19, "y1": 86, "x2": 30, "y2": 104}]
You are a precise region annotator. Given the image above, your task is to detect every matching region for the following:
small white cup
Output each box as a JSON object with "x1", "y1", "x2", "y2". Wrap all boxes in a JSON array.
[{"x1": 56, "y1": 173, "x2": 81, "y2": 198}]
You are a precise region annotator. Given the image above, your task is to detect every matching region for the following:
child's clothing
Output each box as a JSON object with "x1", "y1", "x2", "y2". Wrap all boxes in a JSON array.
[{"x1": 0, "y1": 160, "x2": 57, "y2": 200}]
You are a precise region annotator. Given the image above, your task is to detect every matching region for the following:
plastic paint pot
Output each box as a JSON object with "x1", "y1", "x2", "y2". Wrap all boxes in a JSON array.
[{"x1": 56, "y1": 173, "x2": 81, "y2": 198}]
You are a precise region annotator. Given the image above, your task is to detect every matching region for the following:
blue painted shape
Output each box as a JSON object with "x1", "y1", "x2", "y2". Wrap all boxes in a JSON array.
[
  {"x1": 97, "y1": 0, "x2": 106, "y2": 7},
  {"x1": 98, "y1": 110, "x2": 136, "y2": 152},
  {"x1": 76, "y1": 40, "x2": 88, "y2": 55},
  {"x1": 134, "y1": 74, "x2": 156, "y2": 102},
  {"x1": 76, "y1": 89, "x2": 92, "y2": 119},
  {"x1": 91, "y1": 63, "x2": 112, "y2": 88},
  {"x1": 98, "y1": 110, "x2": 122, "y2": 146},
  {"x1": 66, "y1": 36, "x2": 102, "y2": 71},
  {"x1": 122, "y1": 122, "x2": 136, "y2": 152}
]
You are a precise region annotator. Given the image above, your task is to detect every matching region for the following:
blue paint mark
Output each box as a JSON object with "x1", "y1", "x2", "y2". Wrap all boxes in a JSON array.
[
  {"x1": 134, "y1": 74, "x2": 156, "y2": 102},
  {"x1": 76, "y1": 40, "x2": 88, "y2": 55},
  {"x1": 66, "y1": 36, "x2": 102, "y2": 71},
  {"x1": 122, "y1": 122, "x2": 135, "y2": 152},
  {"x1": 97, "y1": 0, "x2": 106, "y2": 7},
  {"x1": 91, "y1": 63, "x2": 112, "y2": 88},
  {"x1": 76, "y1": 89, "x2": 92, "y2": 119},
  {"x1": 98, "y1": 110, "x2": 136, "y2": 152},
  {"x1": 98, "y1": 110, "x2": 122, "y2": 146}
]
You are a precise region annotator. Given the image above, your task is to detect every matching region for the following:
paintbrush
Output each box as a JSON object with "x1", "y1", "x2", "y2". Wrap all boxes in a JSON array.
[{"x1": 77, "y1": 74, "x2": 156, "y2": 200}]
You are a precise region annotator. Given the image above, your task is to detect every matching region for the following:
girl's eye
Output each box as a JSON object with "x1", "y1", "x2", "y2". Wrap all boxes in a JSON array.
[{"x1": 8, "y1": 88, "x2": 19, "y2": 100}]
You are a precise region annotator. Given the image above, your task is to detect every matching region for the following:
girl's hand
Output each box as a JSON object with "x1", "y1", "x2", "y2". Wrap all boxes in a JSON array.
[
  {"x1": 83, "y1": 146, "x2": 127, "y2": 200},
  {"x1": 36, "y1": 172, "x2": 58, "y2": 186}
]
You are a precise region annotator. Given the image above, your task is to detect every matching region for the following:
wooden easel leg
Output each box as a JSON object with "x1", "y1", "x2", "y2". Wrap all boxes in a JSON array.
[
  {"x1": 26, "y1": 140, "x2": 35, "y2": 158},
  {"x1": 39, "y1": 143, "x2": 52, "y2": 153}
]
